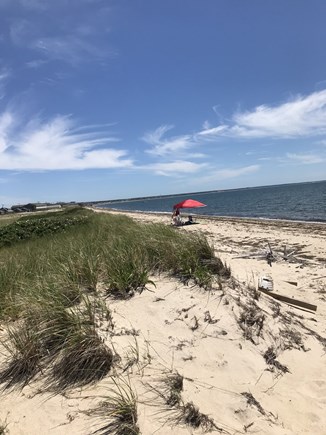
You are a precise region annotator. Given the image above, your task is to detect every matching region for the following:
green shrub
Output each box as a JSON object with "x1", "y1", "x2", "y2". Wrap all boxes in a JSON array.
[{"x1": 0, "y1": 208, "x2": 91, "y2": 248}]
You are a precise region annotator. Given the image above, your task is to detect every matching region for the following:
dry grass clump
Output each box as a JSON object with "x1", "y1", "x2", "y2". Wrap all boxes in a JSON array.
[
  {"x1": 241, "y1": 392, "x2": 266, "y2": 415},
  {"x1": 175, "y1": 401, "x2": 222, "y2": 432},
  {"x1": 280, "y1": 327, "x2": 304, "y2": 351},
  {"x1": 92, "y1": 379, "x2": 140, "y2": 435},
  {"x1": 149, "y1": 372, "x2": 224, "y2": 432},
  {"x1": 146, "y1": 371, "x2": 184, "y2": 409},
  {"x1": 263, "y1": 346, "x2": 289, "y2": 374},
  {"x1": 0, "y1": 418, "x2": 9, "y2": 435},
  {"x1": 270, "y1": 300, "x2": 281, "y2": 318},
  {"x1": 238, "y1": 303, "x2": 265, "y2": 342},
  {"x1": 162, "y1": 371, "x2": 184, "y2": 407}
]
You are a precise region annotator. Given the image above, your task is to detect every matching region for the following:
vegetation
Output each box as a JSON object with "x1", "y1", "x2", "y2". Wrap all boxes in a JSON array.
[
  {"x1": 175, "y1": 401, "x2": 221, "y2": 432},
  {"x1": 92, "y1": 379, "x2": 140, "y2": 435},
  {"x1": 0, "y1": 294, "x2": 113, "y2": 391},
  {"x1": 0, "y1": 207, "x2": 230, "y2": 393},
  {"x1": 0, "y1": 419, "x2": 8, "y2": 435},
  {"x1": 161, "y1": 371, "x2": 184, "y2": 407},
  {"x1": 0, "y1": 207, "x2": 90, "y2": 248}
]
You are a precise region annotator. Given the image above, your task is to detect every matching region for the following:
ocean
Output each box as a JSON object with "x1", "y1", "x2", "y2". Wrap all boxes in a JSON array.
[{"x1": 97, "y1": 180, "x2": 326, "y2": 223}]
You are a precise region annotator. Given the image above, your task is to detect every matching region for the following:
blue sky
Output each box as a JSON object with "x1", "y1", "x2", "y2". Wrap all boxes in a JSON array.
[{"x1": 0, "y1": 0, "x2": 326, "y2": 206}]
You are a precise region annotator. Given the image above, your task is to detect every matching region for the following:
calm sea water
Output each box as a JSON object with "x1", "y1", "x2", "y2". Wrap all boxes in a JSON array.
[{"x1": 98, "y1": 181, "x2": 326, "y2": 222}]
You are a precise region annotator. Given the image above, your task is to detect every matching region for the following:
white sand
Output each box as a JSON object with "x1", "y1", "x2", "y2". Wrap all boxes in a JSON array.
[{"x1": 0, "y1": 210, "x2": 325, "y2": 434}]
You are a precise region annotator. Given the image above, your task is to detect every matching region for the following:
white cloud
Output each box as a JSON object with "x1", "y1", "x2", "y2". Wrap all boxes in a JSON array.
[
  {"x1": 196, "y1": 125, "x2": 228, "y2": 139},
  {"x1": 144, "y1": 125, "x2": 195, "y2": 156},
  {"x1": 202, "y1": 120, "x2": 211, "y2": 130},
  {"x1": 0, "y1": 111, "x2": 13, "y2": 152},
  {"x1": 0, "y1": 112, "x2": 133, "y2": 170},
  {"x1": 143, "y1": 160, "x2": 206, "y2": 176},
  {"x1": 144, "y1": 90, "x2": 326, "y2": 160},
  {"x1": 214, "y1": 165, "x2": 260, "y2": 179},
  {"x1": 25, "y1": 59, "x2": 48, "y2": 69},
  {"x1": 142, "y1": 124, "x2": 173, "y2": 145},
  {"x1": 285, "y1": 153, "x2": 324, "y2": 165},
  {"x1": 198, "y1": 90, "x2": 326, "y2": 140},
  {"x1": 9, "y1": 6, "x2": 113, "y2": 66},
  {"x1": 0, "y1": 67, "x2": 10, "y2": 99},
  {"x1": 232, "y1": 90, "x2": 326, "y2": 137},
  {"x1": 197, "y1": 165, "x2": 260, "y2": 184},
  {"x1": 32, "y1": 35, "x2": 110, "y2": 65}
]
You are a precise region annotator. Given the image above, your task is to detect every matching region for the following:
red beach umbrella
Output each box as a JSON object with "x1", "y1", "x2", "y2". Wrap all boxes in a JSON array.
[{"x1": 173, "y1": 199, "x2": 206, "y2": 210}]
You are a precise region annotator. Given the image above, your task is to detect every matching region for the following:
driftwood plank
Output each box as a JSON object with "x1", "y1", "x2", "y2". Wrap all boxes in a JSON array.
[{"x1": 259, "y1": 288, "x2": 317, "y2": 312}]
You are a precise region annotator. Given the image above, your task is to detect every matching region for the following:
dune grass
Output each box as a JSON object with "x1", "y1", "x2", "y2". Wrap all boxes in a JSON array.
[
  {"x1": 92, "y1": 378, "x2": 140, "y2": 435},
  {"x1": 0, "y1": 207, "x2": 229, "y2": 319},
  {"x1": 0, "y1": 207, "x2": 230, "y2": 391},
  {"x1": 0, "y1": 324, "x2": 43, "y2": 389},
  {"x1": 176, "y1": 401, "x2": 220, "y2": 432},
  {"x1": 0, "y1": 293, "x2": 113, "y2": 391}
]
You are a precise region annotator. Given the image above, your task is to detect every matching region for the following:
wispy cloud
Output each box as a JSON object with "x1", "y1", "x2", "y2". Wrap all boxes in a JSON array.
[
  {"x1": 25, "y1": 59, "x2": 48, "y2": 69},
  {"x1": 32, "y1": 35, "x2": 111, "y2": 65},
  {"x1": 0, "y1": 111, "x2": 133, "y2": 170},
  {"x1": 198, "y1": 90, "x2": 326, "y2": 140},
  {"x1": 144, "y1": 90, "x2": 326, "y2": 162},
  {"x1": 8, "y1": 4, "x2": 114, "y2": 66},
  {"x1": 0, "y1": 67, "x2": 10, "y2": 99},
  {"x1": 142, "y1": 160, "x2": 206, "y2": 176},
  {"x1": 143, "y1": 125, "x2": 195, "y2": 156},
  {"x1": 196, "y1": 125, "x2": 228, "y2": 139},
  {"x1": 0, "y1": 111, "x2": 13, "y2": 152},
  {"x1": 285, "y1": 153, "x2": 325, "y2": 164},
  {"x1": 180, "y1": 164, "x2": 260, "y2": 189},
  {"x1": 200, "y1": 165, "x2": 260, "y2": 183}
]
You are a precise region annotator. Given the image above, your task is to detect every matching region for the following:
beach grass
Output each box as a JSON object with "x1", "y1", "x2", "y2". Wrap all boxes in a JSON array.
[
  {"x1": 0, "y1": 207, "x2": 228, "y2": 319},
  {"x1": 0, "y1": 206, "x2": 230, "y2": 391},
  {"x1": 92, "y1": 378, "x2": 140, "y2": 435}
]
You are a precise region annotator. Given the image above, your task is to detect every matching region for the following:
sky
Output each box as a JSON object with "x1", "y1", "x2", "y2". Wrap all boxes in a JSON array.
[{"x1": 0, "y1": 0, "x2": 326, "y2": 206}]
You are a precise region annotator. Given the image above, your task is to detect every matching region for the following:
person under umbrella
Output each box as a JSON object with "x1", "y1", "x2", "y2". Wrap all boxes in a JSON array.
[
  {"x1": 171, "y1": 199, "x2": 206, "y2": 225},
  {"x1": 172, "y1": 207, "x2": 181, "y2": 225}
]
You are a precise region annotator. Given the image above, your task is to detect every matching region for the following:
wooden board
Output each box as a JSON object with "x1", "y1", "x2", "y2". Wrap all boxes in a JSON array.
[{"x1": 258, "y1": 287, "x2": 317, "y2": 312}]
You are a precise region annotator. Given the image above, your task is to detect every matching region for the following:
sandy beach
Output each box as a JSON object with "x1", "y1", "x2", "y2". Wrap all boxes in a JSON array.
[{"x1": 1, "y1": 209, "x2": 326, "y2": 434}]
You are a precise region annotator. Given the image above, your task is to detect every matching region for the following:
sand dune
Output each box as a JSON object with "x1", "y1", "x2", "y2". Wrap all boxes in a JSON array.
[{"x1": 0, "y1": 210, "x2": 325, "y2": 434}]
